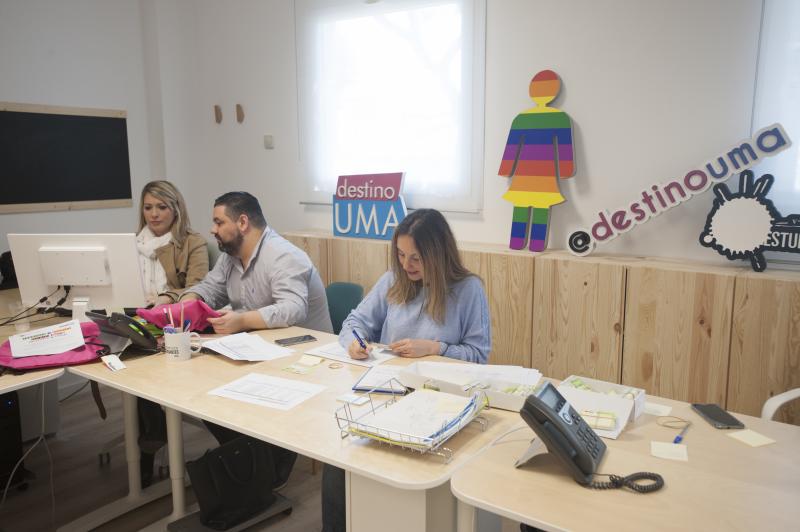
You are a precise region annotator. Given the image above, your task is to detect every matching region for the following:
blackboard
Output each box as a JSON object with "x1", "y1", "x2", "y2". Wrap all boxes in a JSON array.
[{"x1": 0, "y1": 102, "x2": 132, "y2": 213}]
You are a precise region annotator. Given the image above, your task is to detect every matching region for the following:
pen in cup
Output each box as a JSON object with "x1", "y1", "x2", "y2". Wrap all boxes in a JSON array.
[
  {"x1": 352, "y1": 330, "x2": 367, "y2": 350},
  {"x1": 673, "y1": 422, "x2": 691, "y2": 444}
]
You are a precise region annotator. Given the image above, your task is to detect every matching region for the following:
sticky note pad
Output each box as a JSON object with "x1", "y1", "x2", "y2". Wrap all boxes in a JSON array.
[
  {"x1": 644, "y1": 402, "x2": 672, "y2": 416},
  {"x1": 650, "y1": 441, "x2": 688, "y2": 461},
  {"x1": 727, "y1": 429, "x2": 775, "y2": 448},
  {"x1": 337, "y1": 393, "x2": 369, "y2": 405}
]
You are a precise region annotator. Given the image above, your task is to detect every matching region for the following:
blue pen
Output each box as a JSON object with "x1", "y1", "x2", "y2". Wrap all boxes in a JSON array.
[
  {"x1": 352, "y1": 330, "x2": 367, "y2": 350},
  {"x1": 673, "y1": 423, "x2": 691, "y2": 444}
]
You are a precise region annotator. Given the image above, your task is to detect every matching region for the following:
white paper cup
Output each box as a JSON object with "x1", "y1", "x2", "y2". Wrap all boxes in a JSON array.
[{"x1": 164, "y1": 331, "x2": 201, "y2": 361}]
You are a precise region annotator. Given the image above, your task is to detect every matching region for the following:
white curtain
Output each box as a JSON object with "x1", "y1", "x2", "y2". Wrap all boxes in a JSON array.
[{"x1": 295, "y1": 0, "x2": 486, "y2": 212}]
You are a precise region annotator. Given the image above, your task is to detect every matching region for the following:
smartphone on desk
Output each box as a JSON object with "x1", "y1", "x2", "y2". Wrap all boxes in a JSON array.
[
  {"x1": 274, "y1": 334, "x2": 317, "y2": 347},
  {"x1": 691, "y1": 403, "x2": 745, "y2": 429},
  {"x1": 519, "y1": 382, "x2": 606, "y2": 485}
]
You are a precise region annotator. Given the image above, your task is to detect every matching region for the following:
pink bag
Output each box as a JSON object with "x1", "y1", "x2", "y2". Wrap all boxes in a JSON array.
[
  {"x1": 136, "y1": 300, "x2": 220, "y2": 332},
  {"x1": 0, "y1": 321, "x2": 106, "y2": 370}
]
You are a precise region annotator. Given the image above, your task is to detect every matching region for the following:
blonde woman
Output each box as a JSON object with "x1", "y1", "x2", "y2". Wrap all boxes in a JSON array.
[
  {"x1": 324, "y1": 208, "x2": 491, "y2": 532},
  {"x1": 136, "y1": 180, "x2": 208, "y2": 486},
  {"x1": 137, "y1": 180, "x2": 209, "y2": 305}
]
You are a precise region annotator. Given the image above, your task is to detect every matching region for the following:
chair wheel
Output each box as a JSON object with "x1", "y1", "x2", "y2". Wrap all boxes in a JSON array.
[{"x1": 98, "y1": 452, "x2": 111, "y2": 467}]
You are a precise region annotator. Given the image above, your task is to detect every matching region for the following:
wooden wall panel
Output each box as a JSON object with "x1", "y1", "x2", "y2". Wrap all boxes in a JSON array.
[
  {"x1": 728, "y1": 271, "x2": 800, "y2": 425},
  {"x1": 461, "y1": 246, "x2": 533, "y2": 367},
  {"x1": 622, "y1": 263, "x2": 735, "y2": 404},
  {"x1": 532, "y1": 254, "x2": 625, "y2": 382},
  {"x1": 329, "y1": 237, "x2": 390, "y2": 293},
  {"x1": 283, "y1": 232, "x2": 330, "y2": 286}
]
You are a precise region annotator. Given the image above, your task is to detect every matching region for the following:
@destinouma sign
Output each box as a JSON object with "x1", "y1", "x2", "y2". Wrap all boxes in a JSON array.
[{"x1": 567, "y1": 124, "x2": 792, "y2": 256}]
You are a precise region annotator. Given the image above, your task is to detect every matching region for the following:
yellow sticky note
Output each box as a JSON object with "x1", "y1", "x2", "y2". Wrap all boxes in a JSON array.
[
  {"x1": 727, "y1": 429, "x2": 775, "y2": 448},
  {"x1": 650, "y1": 441, "x2": 688, "y2": 461},
  {"x1": 298, "y1": 355, "x2": 324, "y2": 366}
]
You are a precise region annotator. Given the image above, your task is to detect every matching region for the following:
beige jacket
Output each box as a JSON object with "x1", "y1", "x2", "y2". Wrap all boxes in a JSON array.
[{"x1": 155, "y1": 232, "x2": 210, "y2": 302}]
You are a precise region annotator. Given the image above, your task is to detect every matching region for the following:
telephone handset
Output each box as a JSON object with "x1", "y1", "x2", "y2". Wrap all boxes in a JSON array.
[
  {"x1": 87, "y1": 311, "x2": 158, "y2": 352},
  {"x1": 520, "y1": 382, "x2": 606, "y2": 484},
  {"x1": 108, "y1": 313, "x2": 158, "y2": 351}
]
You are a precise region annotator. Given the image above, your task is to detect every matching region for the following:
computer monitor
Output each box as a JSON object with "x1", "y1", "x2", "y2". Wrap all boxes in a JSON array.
[{"x1": 8, "y1": 233, "x2": 147, "y2": 311}]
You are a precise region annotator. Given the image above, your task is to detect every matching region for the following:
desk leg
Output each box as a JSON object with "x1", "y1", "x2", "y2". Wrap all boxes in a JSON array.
[
  {"x1": 122, "y1": 392, "x2": 141, "y2": 496},
  {"x1": 165, "y1": 406, "x2": 186, "y2": 519},
  {"x1": 57, "y1": 391, "x2": 173, "y2": 532},
  {"x1": 457, "y1": 499, "x2": 478, "y2": 532},
  {"x1": 348, "y1": 472, "x2": 455, "y2": 532}
]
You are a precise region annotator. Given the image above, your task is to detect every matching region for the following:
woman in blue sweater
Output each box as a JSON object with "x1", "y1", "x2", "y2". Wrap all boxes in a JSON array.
[{"x1": 323, "y1": 208, "x2": 491, "y2": 532}]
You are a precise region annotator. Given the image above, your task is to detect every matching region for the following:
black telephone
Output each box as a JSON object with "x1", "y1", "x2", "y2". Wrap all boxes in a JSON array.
[
  {"x1": 520, "y1": 382, "x2": 606, "y2": 485},
  {"x1": 519, "y1": 382, "x2": 664, "y2": 493},
  {"x1": 87, "y1": 311, "x2": 158, "y2": 352}
]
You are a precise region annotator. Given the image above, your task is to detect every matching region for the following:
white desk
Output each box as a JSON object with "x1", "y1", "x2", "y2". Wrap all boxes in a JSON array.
[
  {"x1": 0, "y1": 367, "x2": 64, "y2": 394},
  {"x1": 452, "y1": 397, "x2": 800, "y2": 532},
  {"x1": 68, "y1": 327, "x2": 519, "y2": 531}
]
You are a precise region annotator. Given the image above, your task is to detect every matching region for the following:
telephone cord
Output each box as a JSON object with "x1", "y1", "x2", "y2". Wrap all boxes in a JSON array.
[{"x1": 588, "y1": 472, "x2": 664, "y2": 493}]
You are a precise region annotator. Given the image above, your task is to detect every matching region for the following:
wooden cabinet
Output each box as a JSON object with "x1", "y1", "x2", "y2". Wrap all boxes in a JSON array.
[
  {"x1": 532, "y1": 253, "x2": 625, "y2": 382},
  {"x1": 622, "y1": 262, "x2": 736, "y2": 404},
  {"x1": 728, "y1": 270, "x2": 800, "y2": 424},
  {"x1": 283, "y1": 231, "x2": 800, "y2": 425}
]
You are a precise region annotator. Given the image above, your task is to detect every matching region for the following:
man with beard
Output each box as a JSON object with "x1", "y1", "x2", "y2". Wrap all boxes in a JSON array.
[
  {"x1": 181, "y1": 191, "x2": 332, "y2": 491},
  {"x1": 182, "y1": 191, "x2": 332, "y2": 335}
]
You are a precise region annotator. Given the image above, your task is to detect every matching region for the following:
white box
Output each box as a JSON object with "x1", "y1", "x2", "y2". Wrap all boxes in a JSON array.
[
  {"x1": 397, "y1": 362, "x2": 541, "y2": 412},
  {"x1": 559, "y1": 375, "x2": 646, "y2": 421}
]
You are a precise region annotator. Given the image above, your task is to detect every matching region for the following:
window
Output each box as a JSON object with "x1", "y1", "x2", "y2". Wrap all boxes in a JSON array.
[
  {"x1": 751, "y1": 0, "x2": 800, "y2": 215},
  {"x1": 295, "y1": 0, "x2": 486, "y2": 212}
]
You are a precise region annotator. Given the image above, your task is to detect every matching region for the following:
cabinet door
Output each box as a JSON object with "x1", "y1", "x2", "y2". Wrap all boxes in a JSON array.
[
  {"x1": 532, "y1": 254, "x2": 625, "y2": 382},
  {"x1": 728, "y1": 272, "x2": 800, "y2": 425},
  {"x1": 622, "y1": 264, "x2": 735, "y2": 404},
  {"x1": 283, "y1": 233, "x2": 330, "y2": 286},
  {"x1": 460, "y1": 248, "x2": 533, "y2": 367},
  {"x1": 329, "y1": 237, "x2": 389, "y2": 293}
]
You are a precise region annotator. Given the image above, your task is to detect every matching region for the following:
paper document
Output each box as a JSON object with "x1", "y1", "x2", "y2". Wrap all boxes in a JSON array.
[
  {"x1": 358, "y1": 389, "x2": 477, "y2": 440},
  {"x1": 352, "y1": 365, "x2": 406, "y2": 393},
  {"x1": 305, "y1": 341, "x2": 394, "y2": 367},
  {"x1": 203, "y1": 333, "x2": 294, "y2": 361},
  {"x1": 209, "y1": 373, "x2": 325, "y2": 410},
  {"x1": 10, "y1": 320, "x2": 85, "y2": 358},
  {"x1": 727, "y1": 429, "x2": 775, "y2": 447}
]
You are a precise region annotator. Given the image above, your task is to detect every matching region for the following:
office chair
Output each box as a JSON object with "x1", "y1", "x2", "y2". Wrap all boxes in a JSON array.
[
  {"x1": 326, "y1": 282, "x2": 364, "y2": 335},
  {"x1": 761, "y1": 388, "x2": 800, "y2": 420}
]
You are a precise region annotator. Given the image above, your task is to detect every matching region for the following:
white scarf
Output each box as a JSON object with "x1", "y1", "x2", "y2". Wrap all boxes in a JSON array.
[{"x1": 137, "y1": 226, "x2": 172, "y2": 302}]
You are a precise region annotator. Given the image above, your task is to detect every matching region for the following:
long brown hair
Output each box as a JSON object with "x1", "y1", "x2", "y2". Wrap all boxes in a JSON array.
[
  {"x1": 387, "y1": 209, "x2": 473, "y2": 323},
  {"x1": 138, "y1": 180, "x2": 193, "y2": 245}
]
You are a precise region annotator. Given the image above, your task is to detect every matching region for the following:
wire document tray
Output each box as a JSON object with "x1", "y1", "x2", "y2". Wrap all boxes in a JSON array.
[{"x1": 335, "y1": 379, "x2": 488, "y2": 462}]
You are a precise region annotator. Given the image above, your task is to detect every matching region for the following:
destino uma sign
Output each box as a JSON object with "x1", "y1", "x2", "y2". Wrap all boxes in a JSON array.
[{"x1": 333, "y1": 172, "x2": 407, "y2": 240}]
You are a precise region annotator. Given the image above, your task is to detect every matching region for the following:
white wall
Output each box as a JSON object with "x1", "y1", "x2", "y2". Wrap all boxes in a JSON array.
[
  {"x1": 149, "y1": 0, "x2": 771, "y2": 262},
  {"x1": 2, "y1": 0, "x2": 773, "y2": 263},
  {"x1": 0, "y1": 0, "x2": 160, "y2": 250}
]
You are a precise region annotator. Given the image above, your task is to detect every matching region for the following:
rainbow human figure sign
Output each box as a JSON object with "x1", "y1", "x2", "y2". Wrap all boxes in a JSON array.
[{"x1": 499, "y1": 70, "x2": 575, "y2": 251}]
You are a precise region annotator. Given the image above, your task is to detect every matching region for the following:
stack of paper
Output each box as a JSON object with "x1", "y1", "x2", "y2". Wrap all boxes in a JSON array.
[
  {"x1": 349, "y1": 388, "x2": 482, "y2": 446},
  {"x1": 305, "y1": 341, "x2": 395, "y2": 367},
  {"x1": 203, "y1": 333, "x2": 294, "y2": 362}
]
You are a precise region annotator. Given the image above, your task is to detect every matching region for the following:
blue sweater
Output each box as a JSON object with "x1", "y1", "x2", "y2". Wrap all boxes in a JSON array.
[{"x1": 338, "y1": 271, "x2": 491, "y2": 364}]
